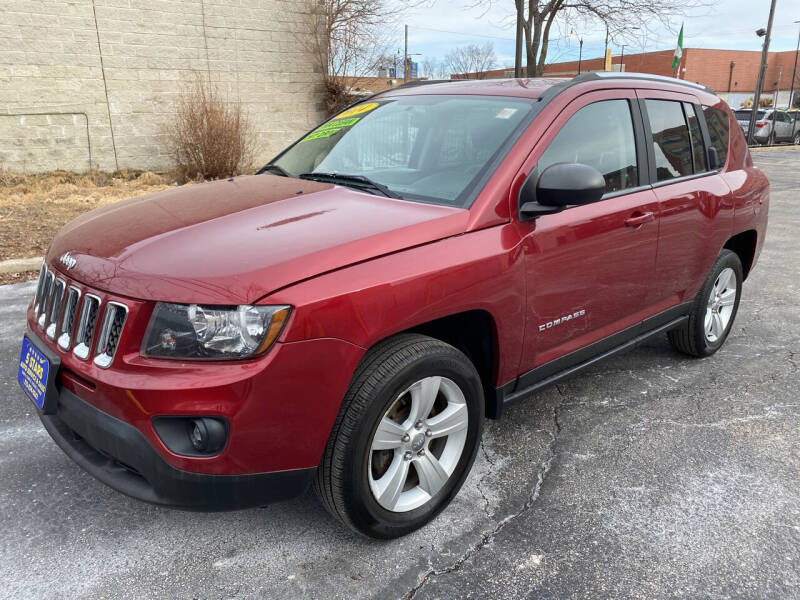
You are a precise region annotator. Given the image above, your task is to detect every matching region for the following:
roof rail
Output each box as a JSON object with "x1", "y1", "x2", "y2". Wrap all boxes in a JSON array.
[
  {"x1": 570, "y1": 71, "x2": 715, "y2": 95},
  {"x1": 393, "y1": 79, "x2": 456, "y2": 89}
]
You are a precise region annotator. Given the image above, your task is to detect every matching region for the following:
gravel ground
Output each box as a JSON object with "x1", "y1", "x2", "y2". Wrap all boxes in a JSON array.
[{"x1": 0, "y1": 151, "x2": 798, "y2": 599}]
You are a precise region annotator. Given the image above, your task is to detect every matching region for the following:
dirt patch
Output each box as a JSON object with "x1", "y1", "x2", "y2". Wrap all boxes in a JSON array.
[{"x1": 0, "y1": 170, "x2": 177, "y2": 279}]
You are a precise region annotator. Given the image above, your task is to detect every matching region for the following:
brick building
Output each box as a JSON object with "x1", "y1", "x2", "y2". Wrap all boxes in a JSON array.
[
  {"x1": 455, "y1": 47, "x2": 800, "y2": 109},
  {"x1": 0, "y1": 0, "x2": 326, "y2": 173}
]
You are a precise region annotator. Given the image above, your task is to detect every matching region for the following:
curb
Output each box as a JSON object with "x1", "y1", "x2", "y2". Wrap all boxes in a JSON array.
[{"x1": 0, "y1": 257, "x2": 42, "y2": 274}]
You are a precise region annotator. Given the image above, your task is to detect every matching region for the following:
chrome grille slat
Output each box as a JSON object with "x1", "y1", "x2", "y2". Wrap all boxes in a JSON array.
[
  {"x1": 94, "y1": 302, "x2": 128, "y2": 369},
  {"x1": 33, "y1": 264, "x2": 47, "y2": 314},
  {"x1": 45, "y1": 279, "x2": 66, "y2": 340},
  {"x1": 37, "y1": 271, "x2": 55, "y2": 329},
  {"x1": 73, "y1": 294, "x2": 101, "y2": 360},
  {"x1": 57, "y1": 286, "x2": 81, "y2": 350}
]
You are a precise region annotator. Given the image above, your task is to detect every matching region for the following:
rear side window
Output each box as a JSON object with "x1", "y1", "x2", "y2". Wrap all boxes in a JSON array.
[
  {"x1": 683, "y1": 103, "x2": 707, "y2": 172},
  {"x1": 703, "y1": 106, "x2": 730, "y2": 168},
  {"x1": 538, "y1": 99, "x2": 638, "y2": 194},
  {"x1": 645, "y1": 99, "x2": 693, "y2": 181}
]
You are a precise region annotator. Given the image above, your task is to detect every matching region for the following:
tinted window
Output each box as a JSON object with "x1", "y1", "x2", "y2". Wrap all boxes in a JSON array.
[
  {"x1": 646, "y1": 99, "x2": 693, "y2": 181},
  {"x1": 683, "y1": 103, "x2": 707, "y2": 172},
  {"x1": 703, "y1": 106, "x2": 730, "y2": 169},
  {"x1": 538, "y1": 99, "x2": 638, "y2": 194}
]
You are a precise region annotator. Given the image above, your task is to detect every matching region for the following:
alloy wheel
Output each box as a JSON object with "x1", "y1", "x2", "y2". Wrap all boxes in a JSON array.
[
  {"x1": 704, "y1": 267, "x2": 737, "y2": 343},
  {"x1": 368, "y1": 376, "x2": 468, "y2": 512}
]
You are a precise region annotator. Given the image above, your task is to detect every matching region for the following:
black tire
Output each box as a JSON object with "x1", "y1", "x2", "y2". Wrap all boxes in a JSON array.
[
  {"x1": 668, "y1": 249, "x2": 743, "y2": 358},
  {"x1": 314, "y1": 333, "x2": 484, "y2": 539},
  {"x1": 793, "y1": 132, "x2": 800, "y2": 146}
]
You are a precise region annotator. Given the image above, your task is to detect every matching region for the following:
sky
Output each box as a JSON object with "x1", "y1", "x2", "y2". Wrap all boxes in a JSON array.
[{"x1": 387, "y1": 0, "x2": 799, "y2": 70}]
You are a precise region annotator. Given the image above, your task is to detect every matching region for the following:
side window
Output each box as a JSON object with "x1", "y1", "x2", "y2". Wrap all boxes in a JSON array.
[
  {"x1": 703, "y1": 105, "x2": 730, "y2": 168},
  {"x1": 683, "y1": 102, "x2": 707, "y2": 172},
  {"x1": 538, "y1": 99, "x2": 638, "y2": 194},
  {"x1": 645, "y1": 99, "x2": 693, "y2": 181}
]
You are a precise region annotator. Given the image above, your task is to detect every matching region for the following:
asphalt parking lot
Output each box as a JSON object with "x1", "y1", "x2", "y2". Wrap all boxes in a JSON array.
[{"x1": 1, "y1": 149, "x2": 798, "y2": 599}]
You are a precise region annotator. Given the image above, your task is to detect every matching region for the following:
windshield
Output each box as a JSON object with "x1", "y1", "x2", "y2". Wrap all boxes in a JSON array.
[
  {"x1": 270, "y1": 95, "x2": 535, "y2": 207},
  {"x1": 735, "y1": 109, "x2": 765, "y2": 121}
]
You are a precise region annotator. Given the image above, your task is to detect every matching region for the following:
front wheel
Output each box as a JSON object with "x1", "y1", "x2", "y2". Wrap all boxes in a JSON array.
[
  {"x1": 793, "y1": 132, "x2": 800, "y2": 145},
  {"x1": 314, "y1": 334, "x2": 484, "y2": 538},
  {"x1": 668, "y1": 249, "x2": 743, "y2": 357}
]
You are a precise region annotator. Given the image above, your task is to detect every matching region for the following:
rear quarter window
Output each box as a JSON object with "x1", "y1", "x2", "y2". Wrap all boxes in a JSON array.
[{"x1": 703, "y1": 106, "x2": 730, "y2": 169}]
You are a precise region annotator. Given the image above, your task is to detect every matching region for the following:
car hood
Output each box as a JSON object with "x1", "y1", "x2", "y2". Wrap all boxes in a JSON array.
[{"x1": 46, "y1": 174, "x2": 468, "y2": 304}]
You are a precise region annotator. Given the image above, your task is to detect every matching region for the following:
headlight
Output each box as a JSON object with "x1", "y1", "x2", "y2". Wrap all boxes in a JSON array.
[{"x1": 142, "y1": 303, "x2": 290, "y2": 360}]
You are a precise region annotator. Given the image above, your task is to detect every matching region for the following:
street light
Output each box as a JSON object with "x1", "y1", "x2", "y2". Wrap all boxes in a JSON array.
[
  {"x1": 570, "y1": 30, "x2": 584, "y2": 74},
  {"x1": 747, "y1": 0, "x2": 777, "y2": 145}
]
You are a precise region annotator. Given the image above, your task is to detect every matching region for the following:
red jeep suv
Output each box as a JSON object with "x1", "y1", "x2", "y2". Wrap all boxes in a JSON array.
[{"x1": 19, "y1": 73, "x2": 769, "y2": 538}]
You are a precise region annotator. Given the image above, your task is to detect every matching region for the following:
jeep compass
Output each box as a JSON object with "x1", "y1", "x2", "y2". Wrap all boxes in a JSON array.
[{"x1": 19, "y1": 73, "x2": 769, "y2": 538}]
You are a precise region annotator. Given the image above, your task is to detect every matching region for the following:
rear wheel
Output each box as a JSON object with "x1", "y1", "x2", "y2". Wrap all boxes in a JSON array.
[
  {"x1": 793, "y1": 131, "x2": 800, "y2": 145},
  {"x1": 314, "y1": 334, "x2": 483, "y2": 538},
  {"x1": 668, "y1": 249, "x2": 743, "y2": 357}
]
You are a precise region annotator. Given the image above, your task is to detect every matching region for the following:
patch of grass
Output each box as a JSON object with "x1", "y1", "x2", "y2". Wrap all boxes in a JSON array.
[{"x1": 0, "y1": 169, "x2": 176, "y2": 263}]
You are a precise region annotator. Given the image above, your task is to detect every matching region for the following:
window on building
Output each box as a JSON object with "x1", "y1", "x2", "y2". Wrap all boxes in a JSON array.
[
  {"x1": 646, "y1": 99, "x2": 693, "y2": 181},
  {"x1": 538, "y1": 99, "x2": 638, "y2": 194},
  {"x1": 703, "y1": 106, "x2": 730, "y2": 169},
  {"x1": 683, "y1": 102, "x2": 707, "y2": 172}
]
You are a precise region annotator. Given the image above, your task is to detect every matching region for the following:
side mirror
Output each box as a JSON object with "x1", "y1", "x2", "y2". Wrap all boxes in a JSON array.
[
  {"x1": 519, "y1": 163, "x2": 606, "y2": 220},
  {"x1": 707, "y1": 146, "x2": 720, "y2": 170}
]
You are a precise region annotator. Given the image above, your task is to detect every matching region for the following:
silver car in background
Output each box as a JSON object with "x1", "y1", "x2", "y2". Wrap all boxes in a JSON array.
[{"x1": 735, "y1": 108, "x2": 799, "y2": 145}]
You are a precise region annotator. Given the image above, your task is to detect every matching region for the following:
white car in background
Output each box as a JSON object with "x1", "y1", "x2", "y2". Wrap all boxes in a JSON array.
[{"x1": 735, "y1": 108, "x2": 800, "y2": 145}]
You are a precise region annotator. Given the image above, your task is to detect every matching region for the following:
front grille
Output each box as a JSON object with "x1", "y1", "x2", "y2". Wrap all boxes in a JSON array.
[
  {"x1": 93, "y1": 302, "x2": 128, "y2": 369},
  {"x1": 45, "y1": 279, "x2": 66, "y2": 340},
  {"x1": 31, "y1": 264, "x2": 129, "y2": 367},
  {"x1": 57, "y1": 287, "x2": 81, "y2": 350},
  {"x1": 73, "y1": 294, "x2": 100, "y2": 360}
]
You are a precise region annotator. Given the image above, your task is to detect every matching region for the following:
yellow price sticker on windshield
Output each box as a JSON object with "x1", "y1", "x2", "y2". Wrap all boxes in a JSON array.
[{"x1": 335, "y1": 102, "x2": 378, "y2": 120}]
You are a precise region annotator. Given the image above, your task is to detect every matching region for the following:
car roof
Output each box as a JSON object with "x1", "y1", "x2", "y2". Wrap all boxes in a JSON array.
[{"x1": 381, "y1": 72, "x2": 717, "y2": 101}]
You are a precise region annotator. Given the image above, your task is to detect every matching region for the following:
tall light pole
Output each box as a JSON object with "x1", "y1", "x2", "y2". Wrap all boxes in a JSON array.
[
  {"x1": 514, "y1": 0, "x2": 523, "y2": 77},
  {"x1": 789, "y1": 20, "x2": 800, "y2": 110},
  {"x1": 620, "y1": 44, "x2": 627, "y2": 71},
  {"x1": 578, "y1": 38, "x2": 584, "y2": 74},
  {"x1": 404, "y1": 25, "x2": 408, "y2": 83},
  {"x1": 748, "y1": 0, "x2": 777, "y2": 146}
]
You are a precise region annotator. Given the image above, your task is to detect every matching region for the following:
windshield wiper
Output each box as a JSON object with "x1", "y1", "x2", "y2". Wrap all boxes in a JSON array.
[
  {"x1": 258, "y1": 163, "x2": 290, "y2": 177},
  {"x1": 298, "y1": 172, "x2": 402, "y2": 199}
]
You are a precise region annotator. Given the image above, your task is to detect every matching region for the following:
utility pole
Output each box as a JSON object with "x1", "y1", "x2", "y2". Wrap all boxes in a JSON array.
[
  {"x1": 748, "y1": 0, "x2": 777, "y2": 146},
  {"x1": 404, "y1": 24, "x2": 408, "y2": 83},
  {"x1": 620, "y1": 44, "x2": 627, "y2": 72},
  {"x1": 514, "y1": 0, "x2": 523, "y2": 77},
  {"x1": 578, "y1": 38, "x2": 583, "y2": 74},
  {"x1": 774, "y1": 65, "x2": 783, "y2": 107},
  {"x1": 789, "y1": 21, "x2": 800, "y2": 110}
]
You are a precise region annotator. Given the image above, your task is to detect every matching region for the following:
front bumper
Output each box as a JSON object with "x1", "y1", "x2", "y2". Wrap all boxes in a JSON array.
[
  {"x1": 23, "y1": 261, "x2": 367, "y2": 505},
  {"x1": 41, "y1": 386, "x2": 314, "y2": 509}
]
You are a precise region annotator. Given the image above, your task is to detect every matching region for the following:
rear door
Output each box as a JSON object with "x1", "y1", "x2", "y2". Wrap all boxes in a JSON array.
[
  {"x1": 515, "y1": 90, "x2": 661, "y2": 373},
  {"x1": 636, "y1": 91, "x2": 734, "y2": 312}
]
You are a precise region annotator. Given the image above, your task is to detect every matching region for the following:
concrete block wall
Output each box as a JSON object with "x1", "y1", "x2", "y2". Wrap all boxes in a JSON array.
[{"x1": 0, "y1": 0, "x2": 325, "y2": 173}]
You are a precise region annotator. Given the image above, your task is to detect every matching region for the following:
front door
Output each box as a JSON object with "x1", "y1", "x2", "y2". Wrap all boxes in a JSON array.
[{"x1": 515, "y1": 90, "x2": 661, "y2": 375}]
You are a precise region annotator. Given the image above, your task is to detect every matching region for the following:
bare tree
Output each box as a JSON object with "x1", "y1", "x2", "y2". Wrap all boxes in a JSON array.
[
  {"x1": 421, "y1": 56, "x2": 438, "y2": 80},
  {"x1": 444, "y1": 43, "x2": 498, "y2": 79},
  {"x1": 482, "y1": 0, "x2": 712, "y2": 77},
  {"x1": 309, "y1": 0, "x2": 429, "y2": 113}
]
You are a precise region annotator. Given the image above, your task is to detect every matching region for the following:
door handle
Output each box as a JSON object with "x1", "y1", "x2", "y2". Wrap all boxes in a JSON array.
[{"x1": 625, "y1": 211, "x2": 655, "y2": 227}]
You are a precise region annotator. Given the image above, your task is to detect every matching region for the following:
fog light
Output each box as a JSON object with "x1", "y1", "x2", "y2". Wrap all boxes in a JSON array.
[
  {"x1": 187, "y1": 418, "x2": 226, "y2": 454},
  {"x1": 189, "y1": 420, "x2": 207, "y2": 451},
  {"x1": 152, "y1": 416, "x2": 228, "y2": 457}
]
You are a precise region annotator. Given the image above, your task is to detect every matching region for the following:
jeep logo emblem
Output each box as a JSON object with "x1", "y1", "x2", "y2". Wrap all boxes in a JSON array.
[{"x1": 59, "y1": 252, "x2": 77, "y2": 270}]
